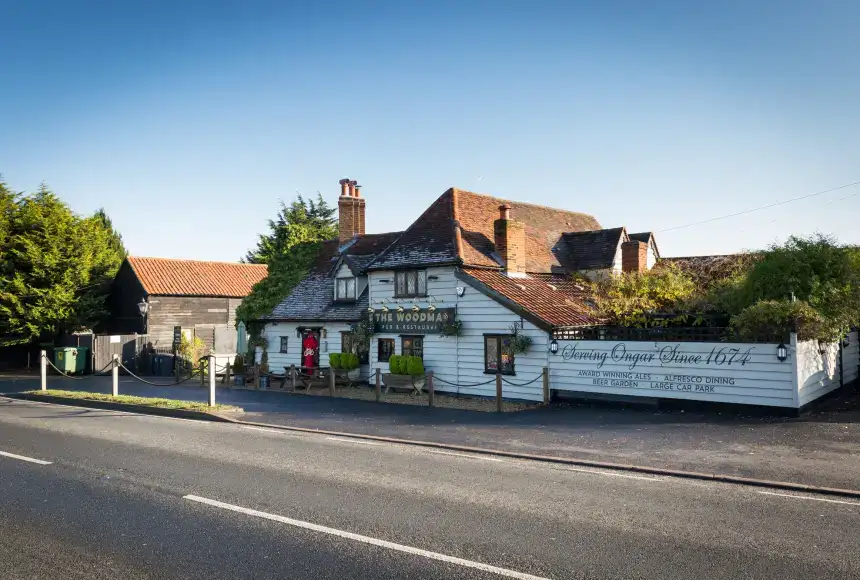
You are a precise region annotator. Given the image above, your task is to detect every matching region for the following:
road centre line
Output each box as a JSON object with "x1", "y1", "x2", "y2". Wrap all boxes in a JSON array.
[
  {"x1": 0, "y1": 450, "x2": 53, "y2": 465},
  {"x1": 183, "y1": 494, "x2": 553, "y2": 580},
  {"x1": 757, "y1": 490, "x2": 860, "y2": 506},
  {"x1": 325, "y1": 436, "x2": 382, "y2": 446}
]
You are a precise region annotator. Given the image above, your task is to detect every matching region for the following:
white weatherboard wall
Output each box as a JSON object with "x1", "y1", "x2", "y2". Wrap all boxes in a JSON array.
[
  {"x1": 549, "y1": 340, "x2": 796, "y2": 407},
  {"x1": 367, "y1": 266, "x2": 549, "y2": 401},
  {"x1": 262, "y1": 321, "x2": 349, "y2": 371},
  {"x1": 796, "y1": 331, "x2": 859, "y2": 408}
]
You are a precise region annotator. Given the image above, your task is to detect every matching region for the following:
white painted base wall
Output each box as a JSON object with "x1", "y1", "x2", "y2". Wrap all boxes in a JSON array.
[
  {"x1": 548, "y1": 339, "x2": 796, "y2": 407},
  {"x1": 796, "y1": 330, "x2": 859, "y2": 408}
]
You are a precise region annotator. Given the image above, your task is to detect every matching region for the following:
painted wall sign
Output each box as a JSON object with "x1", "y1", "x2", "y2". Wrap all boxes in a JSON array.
[
  {"x1": 370, "y1": 308, "x2": 455, "y2": 334},
  {"x1": 549, "y1": 340, "x2": 796, "y2": 408}
]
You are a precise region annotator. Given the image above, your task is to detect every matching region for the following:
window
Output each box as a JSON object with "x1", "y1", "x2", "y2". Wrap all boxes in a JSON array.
[
  {"x1": 401, "y1": 336, "x2": 424, "y2": 359},
  {"x1": 484, "y1": 335, "x2": 515, "y2": 374},
  {"x1": 341, "y1": 331, "x2": 369, "y2": 364},
  {"x1": 279, "y1": 337, "x2": 289, "y2": 354},
  {"x1": 377, "y1": 338, "x2": 395, "y2": 362},
  {"x1": 394, "y1": 270, "x2": 427, "y2": 298},
  {"x1": 336, "y1": 277, "x2": 357, "y2": 301}
]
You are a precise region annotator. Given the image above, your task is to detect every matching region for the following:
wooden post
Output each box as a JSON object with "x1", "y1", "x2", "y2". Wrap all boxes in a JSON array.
[
  {"x1": 542, "y1": 367, "x2": 550, "y2": 405},
  {"x1": 40, "y1": 350, "x2": 47, "y2": 391},
  {"x1": 329, "y1": 368, "x2": 336, "y2": 397},
  {"x1": 112, "y1": 354, "x2": 119, "y2": 397},
  {"x1": 496, "y1": 372, "x2": 503, "y2": 413},
  {"x1": 375, "y1": 368, "x2": 381, "y2": 402},
  {"x1": 253, "y1": 363, "x2": 260, "y2": 389},
  {"x1": 427, "y1": 371, "x2": 435, "y2": 407},
  {"x1": 290, "y1": 364, "x2": 297, "y2": 390},
  {"x1": 200, "y1": 360, "x2": 205, "y2": 386},
  {"x1": 208, "y1": 355, "x2": 216, "y2": 406}
]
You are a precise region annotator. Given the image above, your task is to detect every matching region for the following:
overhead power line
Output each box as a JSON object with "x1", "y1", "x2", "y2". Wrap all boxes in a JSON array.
[{"x1": 659, "y1": 180, "x2": 860, "y2": 233}]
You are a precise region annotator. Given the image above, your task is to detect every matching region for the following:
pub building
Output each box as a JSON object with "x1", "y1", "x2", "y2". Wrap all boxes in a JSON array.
[{"x1": 258, "y1": 178, "x2": 659, "y2": 402}]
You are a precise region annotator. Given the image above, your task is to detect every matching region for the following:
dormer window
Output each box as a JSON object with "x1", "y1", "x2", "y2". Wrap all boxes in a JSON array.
[
  {"x1": 394, "y1": 270, "x2": 427, "y2": 298},
  {"x1": 336, "y1": 277, "x2": 356, "y2": 301}
]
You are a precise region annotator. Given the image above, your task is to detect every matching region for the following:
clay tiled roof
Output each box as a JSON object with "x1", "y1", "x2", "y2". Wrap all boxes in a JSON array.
[
  {"x1": 127, "y1": 256, "x2": 268, "y2": 298},
  {"x1": 460, "y1": 268, "x2": 601, "y2": 329},
  {"x1": 367, "y1": 188, "x2": 601, "y2": 273}
]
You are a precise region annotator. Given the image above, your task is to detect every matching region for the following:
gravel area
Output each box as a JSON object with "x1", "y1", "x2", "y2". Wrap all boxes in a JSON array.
[{"x1": 289, "y1": 382, "x2": 540, "y2": 412}]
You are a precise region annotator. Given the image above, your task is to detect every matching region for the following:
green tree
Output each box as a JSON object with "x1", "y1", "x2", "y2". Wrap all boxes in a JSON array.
[
  {"x1": 724, "y1": 234, "x2": 860, "y2": 341},
  {"x1": 243, "y1": 194, "x2": 336, "y2": 264},
  {"x1": 236, "y1": 195, "x2": 337, "y2": 325},
  {"x1": 0, "y1": 183, "x2": 126, "y2": 345}
]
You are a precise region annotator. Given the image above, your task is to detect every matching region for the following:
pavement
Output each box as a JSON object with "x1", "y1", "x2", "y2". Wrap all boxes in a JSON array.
[
  {"x1": 1, "y1": 397, "x2": 860, "y2": 579},
  {"x1": 2, "y1": 372, "x2": 860, "y2": 492}
]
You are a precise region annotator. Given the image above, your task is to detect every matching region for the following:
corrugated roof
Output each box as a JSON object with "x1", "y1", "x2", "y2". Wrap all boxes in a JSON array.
[
  {"x1": 460, "y1": 268, "x2": 601, "y2": 329},
  {"x1": 127, "y1": 256, "x2": 267, "y2": 298}
]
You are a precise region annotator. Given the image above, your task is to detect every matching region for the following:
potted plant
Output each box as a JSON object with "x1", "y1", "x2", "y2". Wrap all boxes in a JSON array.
[
  {"x1": 383, "y1": 355, "x2": 426, "y2": 392},
  {"x1": 232, "y1": 356, "x2": 245, "y2": 386},
  {"x1": 330, "y1": 352, "x2": 361, "y2": 381},
  {"x1": 509, "y1": 323, "x2": 533, "y2": 354}
]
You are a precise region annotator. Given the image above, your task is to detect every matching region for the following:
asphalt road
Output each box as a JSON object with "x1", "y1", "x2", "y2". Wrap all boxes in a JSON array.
[
  {"x1": 5, "y1": 374, "x2": 859, "y2": 491},
  {"x1": 1, "y1": 397, "x2": 859, "y2": 579}
]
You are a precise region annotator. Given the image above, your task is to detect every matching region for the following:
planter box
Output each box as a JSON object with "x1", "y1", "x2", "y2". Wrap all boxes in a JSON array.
[
  {"x1": 333, "y1": 368, "x2": 361, "y2": 382},
  {"x1": 382, "y1": 373, "x2": 425, "y2": 393},
  {"x1": 233, "y1": 374, "x2": 245, "y2": 387}
]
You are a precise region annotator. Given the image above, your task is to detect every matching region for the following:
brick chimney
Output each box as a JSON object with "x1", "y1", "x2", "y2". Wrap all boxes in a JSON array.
[
  {"x1": 338, "y1": 178, "x2": 366, "y2": 243},
  {"x1": 494, "y1": 204, "x2": 526, "y2": 276},
  {"x1": 621, "y1": 240, "x2": 647, "y2": 273}
]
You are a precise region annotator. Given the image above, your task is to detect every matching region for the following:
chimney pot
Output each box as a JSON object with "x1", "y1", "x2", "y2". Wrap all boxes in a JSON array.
[
  {"x1": 499, "y1": 204, "x2": 512, "y2": 220},
  {"x1": 339, "y1": 178, "x2": 350, "y2": 197},
  {"x1": 348, "y1": 180, "x2": 357, "y2": 197}
]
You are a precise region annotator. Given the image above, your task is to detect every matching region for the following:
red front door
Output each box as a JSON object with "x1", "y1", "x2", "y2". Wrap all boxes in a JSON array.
[{"x1": 301, "y1": 331, "x2": 320, "y2": 369}]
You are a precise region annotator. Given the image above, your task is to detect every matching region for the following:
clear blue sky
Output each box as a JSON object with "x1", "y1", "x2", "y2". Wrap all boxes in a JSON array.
[{"x1": 1, "y1": 0, "x2": 858, "y2": 260}]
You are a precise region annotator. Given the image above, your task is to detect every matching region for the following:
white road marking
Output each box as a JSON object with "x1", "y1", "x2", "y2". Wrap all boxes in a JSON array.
[
  {"x1": 241, "y1": 426, "x2": 290, "y2": 435},
  {"x1": 559, "y1": 466, "x2": 659, "y2": 481},
  {"x1": 184, "y1": 495, "x2": 553, "y2": 580},
  {"x1": 430, "y1": 450, "x2": 503, "y2": 462},
  {"x1": 0, "y1": 450, "x2": 52, "y2": 465},
  {"x1": 325, "y1": 436, "x2": 382, "y2": 446},
  {"x1": 757, "y1": 490, "x2": 860, "y2": 506}
]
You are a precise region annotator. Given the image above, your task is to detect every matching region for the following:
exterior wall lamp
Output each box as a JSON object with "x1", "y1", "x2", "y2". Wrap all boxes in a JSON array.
[
  {"x1": 843, "y1": 335, "x2": 850, "y2": 348},
  {"x1": 776, "y1": 343, "x2": 788, "y2": 362},
  {"x1": 817, "y1": 341, "x2": 827, "y2": 355},
  {"x1": 137, "y1": 299, "x2": 150, "y2": 317},
  {"x1": 456, "y1": 286, "x2": 466, "y2": 297},
  {"x1": 550, "y1": 339, "x2": 559, "y2": 355},
  {"x1": 396, "y1": 305, "x2": 404, "y2": 313},
  {"x1": 411, "y1": 303, "x2": 420, "y2": 312}
]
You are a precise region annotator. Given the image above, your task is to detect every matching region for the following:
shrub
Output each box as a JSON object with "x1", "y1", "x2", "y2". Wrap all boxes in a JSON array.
[
  {"x1": 406, "y1": 356, "x2": 424, "y2": 376},
  {"x1": 329, "y1": 353, "x2": 342, "y2": 369},
  {"x1": 730, "y1": 299, "x2": 826, "y2": 342},
  {"x1": 387, "y1": 354, "x2": 399, "y2": 374},
  {"x1": 232, "y1": 356, "x2": 245, "y2": 374},
  {"x1": 342, "y1": 353, "x2": 359, "y2": 370}
]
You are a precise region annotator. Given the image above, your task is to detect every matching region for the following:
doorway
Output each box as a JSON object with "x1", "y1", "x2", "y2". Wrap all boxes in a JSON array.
[{"x1": 300, "y1": 328, "x2": 321, "y2": 370}]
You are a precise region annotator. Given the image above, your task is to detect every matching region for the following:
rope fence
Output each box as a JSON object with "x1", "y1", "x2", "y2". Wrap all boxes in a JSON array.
[{"x1": 37, "y1": 350, "x2": 550, "y2": 412}]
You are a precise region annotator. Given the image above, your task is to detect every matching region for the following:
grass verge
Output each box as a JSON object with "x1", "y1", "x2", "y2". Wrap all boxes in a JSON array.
[{"x1": 23, "y1": 390, "x2": 242, "y2": 413}]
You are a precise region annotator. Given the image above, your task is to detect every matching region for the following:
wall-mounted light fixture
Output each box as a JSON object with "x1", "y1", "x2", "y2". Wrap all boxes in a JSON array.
[
  {"x1": 381, "y1": 305, "x2": 389, "y2": 313},
  {"x1": 817, "y1": 341, "x2": 827, "y2": 355},
  {"x1": 843, "y1": 335, "x2": 851, "y2": 348},
  {"x1": 550, "y1": 339, "x2": 559, "y2": 355},
  {"x1": 296, "y1": 328, "x2": 303, "y2": 338},
  {"x1": 428, "y1": 304, "x2": 437, "y2": 312},
  {"x1": 321, "y1": 328, "x2": 327, "y2": 339},
  {"x1": 776, "y1": 343, "x2": 788, "y2": 362},
  {"x1": 456, "y1": 286, "x2": 466, "y2": 297},
  {"x1": 396, "y1": 305, "x2": 404, "y2": 313},
  {"x1": 367, "y1": 307, "x2": 374, "y2": 313},
  {"x1": 411, "y1": 304, "x2": 420, "y2": 312}
]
